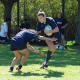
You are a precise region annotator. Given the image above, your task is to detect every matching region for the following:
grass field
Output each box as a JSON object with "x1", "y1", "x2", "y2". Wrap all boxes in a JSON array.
[{"x1": 0, "y1": 44, "x2": 80, "y2": 80}]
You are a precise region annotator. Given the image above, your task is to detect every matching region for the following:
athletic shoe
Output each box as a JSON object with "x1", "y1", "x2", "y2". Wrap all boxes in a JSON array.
[
  {"x1": 65, "y1": 47, "x2": 69, "y2": 50},
  {"x1": 8, "y1": 70, "x2": 12, "y2": 72},
  {"x1": 40, "y1": 61, "x2": 48, "y2": 69},
  {"x1": 58, "y1": 46, "x2": 60, "y2": 49},
  {"x1": 16, "y1": 67, "x2": 21, "y2": 71}
]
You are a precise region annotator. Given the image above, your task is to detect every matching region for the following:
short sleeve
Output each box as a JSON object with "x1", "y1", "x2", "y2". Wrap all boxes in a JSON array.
[
  {"x1": 54, "y1": 18, "x2": 57, "y2": 23},
  {"x1": 49, "y1": 19, "x2": 58, "y2": 29},
  {"x1": 36, "y1": 22, "x2": 41, "y2": 31}
]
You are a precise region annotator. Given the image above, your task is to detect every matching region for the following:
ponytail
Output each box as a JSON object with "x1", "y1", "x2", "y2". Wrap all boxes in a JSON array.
[{"x1": 37, "y1": 9, "x2": 45, "y2": 17}]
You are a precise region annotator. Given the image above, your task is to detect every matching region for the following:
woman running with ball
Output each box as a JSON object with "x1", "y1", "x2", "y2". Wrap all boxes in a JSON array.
[{"x1": 36, "y1": 9, "x2": 60, "y2": 68}]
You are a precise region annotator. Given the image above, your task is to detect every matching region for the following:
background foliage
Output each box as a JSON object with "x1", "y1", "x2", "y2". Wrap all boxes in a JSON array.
[{"x1": 0, "y1": 0, "x2": 78, "y2": 40}]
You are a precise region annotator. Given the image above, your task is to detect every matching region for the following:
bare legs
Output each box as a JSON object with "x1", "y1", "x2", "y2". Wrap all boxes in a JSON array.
[
  {"x1": 9, "y1": 48, "x2": 29, "y2": 72},
  {"x1": 58, "y1": 35, "x2": 67, "y2": 49},
  {"x1": 61, "y1": 35, "x2": 66, "y2": 46},
  {"x1": 19, "y1": 48, "x2": 29, "y2": 65},
  {"x1": 46, "y1": 40, "x2": 57, "y2": 56},
  {"x1": 40, "y1": 40, "x2": 57, "y2": 68},
  {"x1": 11, "y1": 51, "x2": 21, "y2": 67}
]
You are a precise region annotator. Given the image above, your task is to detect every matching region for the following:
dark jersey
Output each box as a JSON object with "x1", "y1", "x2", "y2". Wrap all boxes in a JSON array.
[
  {"x1": 54, "y1": 17, "x2": 68, "y2": 31},
  {"x1": 11, "y1": 30, "x2": 39, "y2": 43},
  {"x1": 20, "y1": 23, "x2": 30, "y2": 29},
  {"x1": 36, "y1": 17, "x2": 60, "y2": 39}
]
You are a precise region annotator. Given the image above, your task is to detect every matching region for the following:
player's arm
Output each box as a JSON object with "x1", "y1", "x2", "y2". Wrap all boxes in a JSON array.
[
  {"x1": 29, "y1": 29, "x2": 41, "y2": 34},
  {"x1": 5, "y1": 32, "x2": 9, "y2": 39},
  {"x1": 21, "y1": 29, "x2": 41, "y2": 34},
  {"x1": 38, "y1": 36, "x2": 58, "y2": 41},
  {"x1": 5, "y1": 25, "x2": 9, "y2": 39},
  {"x1": 44, "y1": 27, "x2": 59, "y2": 34},
  {"x1": 21, "y1": 29, "x2": 30, "y2": 31},
  {"x1": 36, "y1": 22, "x2": 41, "y2": 34},
  {"x1": 35, "y1": 30, "x2": 41, "y2": 34},
  {"x1": 61, "y1": 18, "x2": 68, "y2": 29},
  {"x1": 27, "y1": 43, "x2": 39, "y2": 53},
  {"x1": 44, "y1": 19, "x2": 59, "y2": 34},
  {"x1": 61, "y1": 23, "x2": 68, "y2": 29}
]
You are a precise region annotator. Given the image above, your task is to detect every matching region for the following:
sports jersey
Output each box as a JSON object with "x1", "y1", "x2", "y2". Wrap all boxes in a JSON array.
[
  {"x1": 11, "y1": 30, "x2": 40, "y2": 43},
  {"x1": 54, "y1": 17, "x2": 68, "y2": 31},
  {"x1": 0, "y1": 22, "x2": 8, "y2": 37},
  {"x1": 20, "y1": 23, "x2": 30, "y2": 29},
  {"x1": 36, "y1": 17, "x2": 60, "y2": 39}
]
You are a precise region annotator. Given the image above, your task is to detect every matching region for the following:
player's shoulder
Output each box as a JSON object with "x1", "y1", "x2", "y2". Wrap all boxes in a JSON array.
[
  {"x1": 46, "y1": 17, "x2": 53, "y2": 20},
  {"x1": 46, "y1": 17, "x2": 55, "y2": 22},
  {"x1": 1, "y1": 22, "x2": 7, "y2": 27},
  {"x1": 37, "y1": 21, "x2": 42, "y2": 25},
  {"x1": 54, "y1": 17, "x2": 58, "y2": 19},
  {"x1": 1, "y1": 22, "x2": 6, "y2": 25},
  {"x1": 61, "y1": 17, "x2": 65, "y2": 19},
  {"x1": 21, "y1": 23, "x2": 24, "y2": 25}
]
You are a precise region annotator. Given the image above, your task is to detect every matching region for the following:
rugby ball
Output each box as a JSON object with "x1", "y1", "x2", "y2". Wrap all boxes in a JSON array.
[{"x1": 44, "y1": 25, "x2": 52, "y2": 36}]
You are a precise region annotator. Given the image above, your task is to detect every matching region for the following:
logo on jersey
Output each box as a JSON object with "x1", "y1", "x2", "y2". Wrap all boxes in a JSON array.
[
  {"x1": 55, "y1": 41, "x2": 58, "y2": 43},
  {"x1": 57, "y1": 22, "x2": 62, "y2": 24}
]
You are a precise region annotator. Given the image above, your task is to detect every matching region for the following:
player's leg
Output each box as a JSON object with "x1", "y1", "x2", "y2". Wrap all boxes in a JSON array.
[
  {"x1": 9, "y1": 51, "x2": 21, "y2": 72},
  {"x1": 58, "y1": 31, "x2": 62, "y2": 49},
  {"x1": 61, "y1": 35, "x2": 68, "y2": 49},
  {"x1": 16, "y1": 48, "x2": 29, "y2": 71},
  {"x1": 58, "y1": 43, "x2": 60, "y2": 49},
  {"x1": 40, "y1": 40, "x2": 57, "y2": 68},
  {"x1": 46, "y1": 40, "x2": 57, "y2": 61}
]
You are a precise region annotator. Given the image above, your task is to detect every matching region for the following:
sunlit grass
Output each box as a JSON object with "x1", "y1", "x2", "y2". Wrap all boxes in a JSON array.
[{"x1": 0, "y1": 44, "x2": 80, "y2": 80}]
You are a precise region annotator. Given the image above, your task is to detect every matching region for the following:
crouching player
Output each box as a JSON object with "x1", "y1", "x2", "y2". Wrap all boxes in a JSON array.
[{"x1": 9, "y1": 30, "x2": 57, "y2": 72}]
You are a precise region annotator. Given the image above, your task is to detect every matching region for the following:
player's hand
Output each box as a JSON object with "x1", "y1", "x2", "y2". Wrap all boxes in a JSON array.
[
  {"x1": 51, "y1": 37, "x2": 58, "y2": 41},
  {"x1": 7, "y1": 37, "x2": 9, "y2": 40},
  {"x1": 44, "y1": 30, "x2": 50, "y2": 34},
  {"x1": 33, "y1": 49, "x2": 39, "y2": 54},
  {"x1": 61, "y1": 26, "x2": 65, "y2": 29}
]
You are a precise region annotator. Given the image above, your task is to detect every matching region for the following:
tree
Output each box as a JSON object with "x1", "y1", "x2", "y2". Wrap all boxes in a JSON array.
[
  {"x1": 0, "y1": 0, "x2": 18, "y2": 37},
  {"x1": 0, "y1": 0, "x2": 18, "y2": 19},
  {"x1": 75, "y1": 0, "x2": 80, "y2": 44},
  {"x1": 62, "y1": 0, "x2": 65, "y2": 17}
]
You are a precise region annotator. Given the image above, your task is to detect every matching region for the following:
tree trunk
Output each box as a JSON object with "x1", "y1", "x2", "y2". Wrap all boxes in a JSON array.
[
  {"x1": 62, "y1": 0, "x2": 65, "y2": 17},
  {"x1": 4, "y1": 5, "x2": 12, "y2": 38},
  {"x1": 0, "y1": 0, "x2": 18, "y2": 37},
  {"x1": 75, "y1": 0, "x2": 80, "y2": 44},
  {"x1": 0, "y1": 0, "x2": 18, "y2": 19},
  {"x1": 4, "y1": 6, "x2": 12, "y2": 21}
]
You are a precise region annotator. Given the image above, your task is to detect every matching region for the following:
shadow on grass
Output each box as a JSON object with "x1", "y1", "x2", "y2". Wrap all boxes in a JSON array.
[
  {"x1": 0, "y1": 44, "x2": 80, "y2": 67},
  {"x1": 12, "y1": 69, "x2": 64, "y2": 78}
]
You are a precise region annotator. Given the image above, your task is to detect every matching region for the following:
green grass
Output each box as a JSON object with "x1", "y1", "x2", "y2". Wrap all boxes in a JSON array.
[{"x1": 0, "y1": 44, "x2": 80, "y2": 80}]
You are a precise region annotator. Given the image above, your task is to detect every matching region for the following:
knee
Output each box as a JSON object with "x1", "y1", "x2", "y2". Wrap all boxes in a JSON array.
[
  {"x1": 16, "y1": 54, "x2": 21, "y2": 60},
  {"x1": 24, "y1": 53, "x2": 29, "y2": 57},
  {"x1": 49, "y1": 48, "x2": 54, "y2": 52},
  {"x1": 62, "y1": 37, "x2": 65, "y2": 41}
]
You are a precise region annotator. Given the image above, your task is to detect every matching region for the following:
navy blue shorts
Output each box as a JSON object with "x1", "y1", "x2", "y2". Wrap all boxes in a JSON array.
[
  {"x1": 53, "y1": 39, "x2": 60, "y2": 45},
  {"x1": 53, "y1": 35, "x2": 60, "y2": 45},
  {"x1": 44, "y1": 34, "x2": 60, "y2": 45},
  {"x1": 60, "y1": 29, "x2": 64, "y2": 36},
  {"x1": 0, "y1": 36, "x2": 7, "y2": 41},
  {"x1": 10, "y1": 40, "x2": 27, "y2": 51}
]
